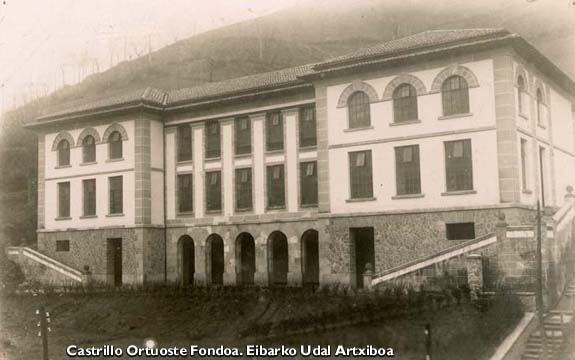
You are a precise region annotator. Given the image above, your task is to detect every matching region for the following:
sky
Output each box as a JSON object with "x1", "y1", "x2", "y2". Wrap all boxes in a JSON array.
[{"x1": 0, "y1": 0, "x2": 303, "y2": 115}]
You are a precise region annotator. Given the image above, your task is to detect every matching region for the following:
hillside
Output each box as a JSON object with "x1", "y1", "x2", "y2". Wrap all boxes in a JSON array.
[{"x1": 0, "y1": 0, "x2": 573, "y2": 247}]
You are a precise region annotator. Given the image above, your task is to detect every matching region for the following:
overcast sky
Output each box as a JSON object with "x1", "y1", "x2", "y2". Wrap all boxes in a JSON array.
[{"x1": 0, "y1": 0, "x2": 303, "y2": 114}]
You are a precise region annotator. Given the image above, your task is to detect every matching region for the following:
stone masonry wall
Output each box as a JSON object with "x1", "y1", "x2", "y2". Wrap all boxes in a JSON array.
[{"x1": 37, "y1": 227, "x2": 165, "y2": 285}]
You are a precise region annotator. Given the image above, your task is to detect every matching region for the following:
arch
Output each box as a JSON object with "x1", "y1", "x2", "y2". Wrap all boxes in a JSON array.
[
  {"x1": 235, "y1": 232, "x2": 256, "y2": 285},
  {"x1": 382, "y1": 74, "x2": 427, "y2": 101},
  {"x1": 102, "y1": 123, "x2": 128, "y2": 142},
  {"x1": 515, "y1": 65, "x2": 529, "y2": 93},
  {"x1": 51, "y1": 131, "x2": 75, "y2": 151},
  {"x1": 178, "y1": 235, "x2": 195, "y2": 286},
  {"x1": 336, "y1": 81, "x2": 379, "y2": 108},
  {"x1": 301, "y1": 230, "x2": 319, "y2": 287},
  {"x1": 430, "y1": 65, "x2": 479, "y2": 94},
  {"x1": 206, "y1": 234, "x2": 224, "y2": 285},
  {"x1": 533, "y1": 79, "x2": 548, "y2": 105},
  {"x1": 268, "y1": 231, "x2": 288, "y2": 286},
  {"x1": 76, "y1": 127, "x2": 101, "y2": 146}
]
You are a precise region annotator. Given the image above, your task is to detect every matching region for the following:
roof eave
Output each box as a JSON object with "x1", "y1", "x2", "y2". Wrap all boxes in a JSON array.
[{"x1": 25, "y1": 101, "x2": 164, "y2": 129}]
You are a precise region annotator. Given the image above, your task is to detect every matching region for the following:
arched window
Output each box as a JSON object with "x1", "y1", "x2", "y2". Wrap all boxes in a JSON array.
[
  {"x1": 108, "y1": 131, "x2": 123, "y2": 159},
  {"x1": 517, "y1": 76, "x2": 526, "y2": 115},
  {"x1": 393, "y1": 84, "x2": 418, "y2": 123},
  {"x1": 348, "y1": 91, "x2": 371, "y2": 128},
  {"x1": 536, "y1": 89, "x2": 544, "y2": 126},
  {"x1": 57, "y1": 139, "x2": 70, "y2": 166},
  {"x1": 82, "y1": 135, "x2": 96, "y2": 163},
  {"x1": 441, "y1": 75, "x2": 469, "y2": 116}
]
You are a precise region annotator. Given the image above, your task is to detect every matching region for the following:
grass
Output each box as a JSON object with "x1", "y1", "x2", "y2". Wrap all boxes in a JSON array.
[{"x1": 0, "y1": 284, "x2": 523, "y2": 359}]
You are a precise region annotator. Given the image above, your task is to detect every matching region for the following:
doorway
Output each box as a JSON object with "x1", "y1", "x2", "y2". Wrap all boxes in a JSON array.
[
  {"x1": 207, "y1": 234, "x2": 224, "y2": 285},
  {"x1": 107, "y1": 238, "x2": 122, "y2": 286},
  {"x1": 350, "y1": 228, "x2": 375, "y2": 289},
  {"x1": 179, "y1": 235, "x2": 195, "y2": 286},
  {"x1": 301, "y1": 230, "x2": 319, "y2": 287},
  {"x1": 236, "y1": 233, "x2": 256, "y2": 285},
  {"x1": 268, "y1": 231, "x2": 288, "y2": 286}
]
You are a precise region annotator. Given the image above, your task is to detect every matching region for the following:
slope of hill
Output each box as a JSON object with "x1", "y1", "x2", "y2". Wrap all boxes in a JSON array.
[{"x1": 0, "y1": 0, "x2": 573, "y2": 247}]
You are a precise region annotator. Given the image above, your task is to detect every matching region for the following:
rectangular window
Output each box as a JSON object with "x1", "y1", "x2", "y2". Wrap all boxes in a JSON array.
[
  {"x1": 205, "y1": 120, "x2": 221, "y2": 159},
  {"x1": 234, "y1": 116, "x2": 252, "y2": 155},
  {"x1": 82, "y1": 179, "x2": 96, "y2": 216},
  {"x1": 177, "y1": 125, "x2": 193, "y2": 162},
  {"x1": 235, "y1": 168, "x2": 253, "y2": 210},
  {"x1": 349, "y1": 150, "x2": 373, "y2": 199},
  {"x1": 521, "y1": 139, "x2": 528, "y2": 191},
  {"x1": 177, "y1": 174, "x2": 194, "y2": 213},
  {"x1": 266, "y1": 111, "x2": 284, "y2": 151},
  {"x1": 395, "y1": 145, "x2": 421, "y2": 195},
  {"x1": 446, "y1": 222, "x2": 475, "y2": 240},
  {"x1": 267, "y1": 164, "x2": 285, "y2": 208},
  {"x1": 445, "y1": 139, "x2": 473, "y2": 192},
  {"x1": 58, "y1": 182, "x2": 70, "y2": 218},
  {"x1": 56, "y1": 240, "x2": 70, "y2": 252},
  {"x1": 300, "y1": 161, "x2": 318, "y2": 206},
  {"x1": 299, "y1": 106, "x2": 317, "y2": 148},
  {"x1": 205, "y1": 171, "x2": 222, "y2": 212},
  {"x1": 109, "y1": 176, "x2": 123, "y2": 214}
]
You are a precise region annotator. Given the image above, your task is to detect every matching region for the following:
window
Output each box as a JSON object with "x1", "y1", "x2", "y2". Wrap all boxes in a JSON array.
[
  {"x1": 393, "y1": 84, "x2": 418, "y2": 123},
  {"x1": 267, "y1": 164, "x2": 285, "y2": 208},
  {"x1": 266, "y1": 111, "x2": 284, "y2": 151},
  {"x1": 177, "y1": 125, "x2": 192, "y2": 162},
  {"x1": 517, "y1": 76, "x2": 526, "y2": 115},
  {"x1": 205, "y1": 171, "x2": 222, "y2": 212},
  {"x1": 521, "y1": 139, "x2": 529, "y2": 191},
  {"x1": 83, "y1": 179, "x2": 96, "y2": 216},
  {"x1": 395, "y1": 145, "x2": 421, "y2": 195},
  {"x1": 536, "y1": 89, "x2": 544, "y2": 126},
  {"x1": 108, "y1": 176, "x2": 123, "y2": 214},
  {"x1": 348, "y1": 91, "x2": 371, "y2": 128},
  {"x1": 57, "y1": 139, "x2": 70, "y2": 166},
  {"x1": 445, "y1": 139, "x2": 473, "y2": 192},
  {"x1": 56, "y1": 240, "x2": 70, "y2": 252},
  {"x1": 299, "y1": 106, "x2": 317, "y2": 148},
  {"x1": 446, "y1": 222, "x2": 475, "y2": 240},
  {"x1": 108, "y1": 131, "x2": 123, "y2": 160},
  {"x1": 82, "y1": 135, "x2": 96, "y2": 163},
  {"x1": 58, "y1": 182, "x2": 70, "y2": 218},
  {"x1": 177, "y1": 174, "x2": 194, "y2": 213},
  {"x1": 349, "y1": 150, "x2": 373, "y2": 199},
  {"x1": 205, "y1": 120, "x2": 221, "y2": 159},
  {"x1": 300, "y1": 161, "x2": 318, "y2": 206},
  {"x1": 441, "y1": 75, "x2": 469, "y2": 116},
  {"x1": 234, "y1": 116, "x2": 251, "y2": 155},
  {"x1": 235, "y1": 168, "x2": 253, "y2": 210}
]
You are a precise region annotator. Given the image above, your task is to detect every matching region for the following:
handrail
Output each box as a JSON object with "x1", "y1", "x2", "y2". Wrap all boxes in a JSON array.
[
  {"x1": 553, "y1": 201, "x2": 574, "y2": 230},
  {"x1": 372, "y1": 232, "x2": 496, "y2": 285},
  {"x1": 6, "y1": 246, "x2": 84, "y2": 282}
]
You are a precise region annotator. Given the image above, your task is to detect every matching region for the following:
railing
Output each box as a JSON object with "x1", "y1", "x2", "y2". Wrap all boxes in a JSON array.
[
  {"x1": 553, "y1": 199, "x2": 575, "y2": 232},
  {"x1": 6, "y1": 246, "x2": 84, "y2": 282},
  {"x1": 371, "y1": 233, "x2": 496, "y2": 286}
]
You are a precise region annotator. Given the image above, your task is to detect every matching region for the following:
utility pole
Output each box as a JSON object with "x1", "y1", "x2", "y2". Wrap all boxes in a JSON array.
[
  {"x1": 535, "y1": 200, "x2": 547, "y2": 357},
  {"x1": 424, "y1": 323, "x2": 432, "y2": 360},
  {"x1": 36, "y1": 305, "x2": 51, "y2": 360}
]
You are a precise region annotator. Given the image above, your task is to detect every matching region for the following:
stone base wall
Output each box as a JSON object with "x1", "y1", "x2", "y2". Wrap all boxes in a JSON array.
[
  {"x1": 37, "y1": 227, "x2": 165, "y2": 285},
  {"x1": 166, "y1": 206, "x2": 533, "y2": 287},
  {"x1": 324, "y1": 207, "x2": 533, "y2": 286}
]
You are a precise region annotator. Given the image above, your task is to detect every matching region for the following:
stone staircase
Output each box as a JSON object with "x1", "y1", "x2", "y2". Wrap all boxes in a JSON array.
[
  {"x1": 521, "y1": 284, "x2": 575, "y2": 360},
  {"x1": 5, "y1": 246, "x2": 87, "y2": 285}
]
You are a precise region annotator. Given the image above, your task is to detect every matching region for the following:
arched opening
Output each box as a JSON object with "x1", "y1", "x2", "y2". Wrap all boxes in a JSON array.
[
  {"x1": 108, "y1": 131, "x2": 123, "y2": 159},
  {"x1": 301, "y1": 230, "x2": 319, "y2": 288},
  {"x1": 57, "y1": 139, "x2": 70, "y2": 166},
  {"x1": 268, "y1": 231, "x2": 288, "y2": 286},
  {"x1": 347, "y1": 91, "x2": 371, "y2": 129},
  {"x1": 206, "y1": 234, "x2": 224, "y2": 285},
  {"x1": 82, "y1": 135, "x2": 96, "y2": 163},
  {"x1": 441, "y1": 75, "x2": 469, "y2": 116},
  {"x1": 236, "y1": 233, "x2": 256, "y2": 285},
  {"x1": 393, "y1": 83, "x2": 418, "y2": 123},
  {"x1": 178, "y1": 235, "x2": 195, "y2": 286}
]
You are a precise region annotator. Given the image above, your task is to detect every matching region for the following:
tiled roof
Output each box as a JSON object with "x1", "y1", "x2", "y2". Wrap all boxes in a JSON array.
[
  {"x1": 313, "y1": 28, "x2": 511, "y2": 70},
  {"x1": 36, "y1": 87, "x2": 166, "y2": 121},
  {"x1": 166, "y1": 64, "x2": 315, "y2": 106}
]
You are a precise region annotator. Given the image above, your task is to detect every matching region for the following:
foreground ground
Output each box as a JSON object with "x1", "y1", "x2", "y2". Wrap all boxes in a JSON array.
[{"x1": 0, "y1": 286, "x2": 522, "y2": 359}]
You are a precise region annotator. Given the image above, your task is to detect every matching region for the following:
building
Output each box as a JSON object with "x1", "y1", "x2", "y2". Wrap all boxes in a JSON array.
[{"x1": 18, "y1": 29, "x2": 575, "y2": 289}]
